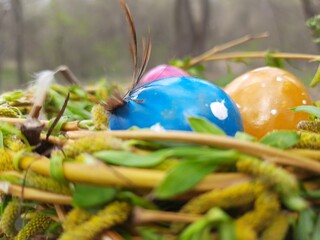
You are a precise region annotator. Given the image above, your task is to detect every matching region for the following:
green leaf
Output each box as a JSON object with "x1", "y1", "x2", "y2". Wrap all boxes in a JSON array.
[
  {"x1": 47, "y1": 116, "x2": 69, "y2": 135},
  {"x1": 311, "y1": 213, "x2": 320, "y2": 240},
  {"x1": 72, "y1": 184, "x2": 117, "y2": 208},
  {"x1": 1, "y1": 91, "x2": 24, "y2": 102},
  {"x1": 188, "y1": 117, "x2": 226, "y2": 136},
  {"x1": 179, "y1": 208, "x2": 233, "y2": 240},
  {"x1": 154, "y1": 149, "x2": 238, "y2": 199},
  {"x1": 260, "y1": 131, "x2": 300, "y2": 149},
  {"x1": 265, "y1": 50, "x2": 285, "y2": 69},
  {"x1": 234, "y1": 132, "x2": 256, "y2": 142},
  {"x1": 94, "y1": 150, "x2": 170, "y2": 168},
  {"x1": 291, "y1": 105, "x2": 320, "y2": 119},
  {"x1": 117, "y1": 191, "x2": 156, "y2": 209},
  {"x1": 155, "y1": 160, "x2": 217, "y2": 199},
  {"x1": 138, "y1": 227, "x2": 165, "y2": 240},
  {"x1": 0, "y1": 131, "x2": 3, "y2": 149},
  {"x1": 294, "y1": 208, "x2": 316, "y2": 240},
  {"x1": 50, "y1": 153, "x2": 66, "y2": 182},
  {"x1": 219, "y1": 221, "x2": 236, "y2": 240},
  {"x1": 310, "y1": 64, "x2": 320, "y2": 87}
]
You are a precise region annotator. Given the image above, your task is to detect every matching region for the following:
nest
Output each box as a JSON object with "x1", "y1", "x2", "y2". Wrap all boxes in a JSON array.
[{"x1": 0, "y1": 74, "x2": 319, "y2": 240}]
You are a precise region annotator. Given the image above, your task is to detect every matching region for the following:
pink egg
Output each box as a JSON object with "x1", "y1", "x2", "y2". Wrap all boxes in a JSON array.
[{"x1": 137, "y1": 64, "x2": 189, "y2": 87}]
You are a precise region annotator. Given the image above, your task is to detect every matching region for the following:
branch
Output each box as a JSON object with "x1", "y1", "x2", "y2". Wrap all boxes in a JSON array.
[{"x1": 65, "y1": 130, "x2": 320, "y2": 173}]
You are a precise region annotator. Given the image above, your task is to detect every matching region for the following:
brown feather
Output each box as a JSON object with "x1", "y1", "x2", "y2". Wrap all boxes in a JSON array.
[
  {"x1": 105, "y1": 0, "x2": 152, "y2": 113},
  {"x1": 119, "y1": 0, "x2": 138, "y2": 81},
  {"x1": 137, "y1": 31, "x2": 152, "y2": 81}
]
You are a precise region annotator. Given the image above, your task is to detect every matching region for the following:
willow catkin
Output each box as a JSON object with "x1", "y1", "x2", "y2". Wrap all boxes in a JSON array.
[
  {"x1": 295, "y1": 131, "x2": 320, "y2": 149},
  {"x1": 91, "y1": 104, "x2": 109, "y2": 130},
  {"x1": 4, "y1": 136, "x2": 26, "y2": 152},
  {"x1": 62, "y1": 135, "x2": 123, "y2": 158},
  {"x1": 235, "y1": 222, "x2": 257, "y2": 240},
  {"x1": 1, "y1": 201, "x2": 19, "y2": 238},
  {"x1": 260, "y1": 211, "x2": 289, "y2": 240},
  {"x1": 0, "y1": 149, "x2": 14, "y2": 171},
  {"x1": 297, "y1": 120, "x2": 320, "y2": 133},
  {"x1": 59, "y1": 201, "x2": 131, "y2": 240},
  {"x1": 179, "y1": 181, "x2": 264, "y2": 215},
  {"x1": 63, "y1": 207, "x2": 92, "y2": 231},
  {"x1": 236, "y1": 192, "x2": 280, "y2": 233},
  {"x1": 25, "y1": 171, "x2": 72, "y2": 195},
  {"x1": 171, "y1": 182, "x2": 264, "y2": 233},
  {"x1": 236, "y1": 156, "x2": 298, "y2": 195},
  {"x1": 15, "y1": 212, "x2": 53, "y2": 240},
  {"x1": 0, "y1": 107, "x2": 19, "y2": 118}
]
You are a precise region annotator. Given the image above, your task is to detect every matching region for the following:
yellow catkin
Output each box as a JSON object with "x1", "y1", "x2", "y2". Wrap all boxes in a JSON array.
[
  {"x1": 0, "y1": 107, "x2": 19, "y2": 118},
  {"x1": 15, "y1": 212, "x2": 53, "y2": 240},
  {"x1": 235, "y1": 222, "x2": 257, "y2": 240},
  {"x1": 59, "y1": 201, "x2": 131, "y2": 240},
  {"x1": 4, "y1": 135, "x2": 26, "y2": 152},
  {"x1": 236, "y1": 192, "x2": 280, "y2": 233},
  {"x1": 91, "y1": 104, "x2": 109, "y2": 130},
  {"x1": 236, "y1": 157, "x2": 298, "y2": 195},
  {"x1": 297, "y1": 120, "x2": 320, "y2": 133},
  {"x1": 63, "y1": 207, "x2": 92, "y2": 231},
  {"x1": 179, "y1": 181, "x2": 264, "y2": 215},
  {"x1": 1, "y1": 201, "x2": 19, "y2": 237},
  {"x1": 25, "y1": 171, "x2": 72, "y2": 195},
  {"x1": 171, "y1": 182, "x2": 264, "y2": 233},
  {"x1": 260, "y1": 211, "x2": 289, "y2": 240},
  {"x1": 0, "y1": 149, "x2": 14, "y2": 171},
  {"x1": 62, "y1": 135, "x2": 123, "y2": 158},
  {"x1": 296, "y1": 131, "x2": 320, "y2": 149}
]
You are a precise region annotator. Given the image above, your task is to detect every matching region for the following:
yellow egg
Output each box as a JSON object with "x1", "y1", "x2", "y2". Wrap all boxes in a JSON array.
[{"x1": 224, "y1": 67, "x2": 312, "y2": 138}]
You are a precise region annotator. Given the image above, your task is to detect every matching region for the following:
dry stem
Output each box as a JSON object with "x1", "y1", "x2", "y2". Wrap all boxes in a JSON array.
[
  {"x1": 66, "y1": 130, "x2": 320, "y2": 173},
  {"x1": 204, "y1": 51, "x2": 320, "y2": 62},
  {"x1": 188, "y1": 32, "x2": 269, "y2": 67},
  {"x1": 0, "y1": 117, "x2": 80, "y2": 131},
  {"x1": 18, "y1": 154, "x2": 249, "y2": 192},
  {"x1": 133, "y1": 207, "x2": 201, "y2": 225},
  {"x1": 0, "y1": 182, "x2": 72, "y2": 204}
]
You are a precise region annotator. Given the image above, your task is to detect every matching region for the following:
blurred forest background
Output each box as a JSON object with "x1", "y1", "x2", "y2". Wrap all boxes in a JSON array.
[{"x1": 0, "y1": 0, "x2": 320, "y2": 95}]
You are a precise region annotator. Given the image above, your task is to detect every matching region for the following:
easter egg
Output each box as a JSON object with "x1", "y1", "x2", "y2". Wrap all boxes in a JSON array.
[
  {"x1": 224, "y1": 67, "x2": 313, "y2": 138},
  {"x1": 136, "y1": 64, "x2": 189, "y2": 88},
  {"x1": 109, "y1": 76, "x2": 243, "y2": 136}
]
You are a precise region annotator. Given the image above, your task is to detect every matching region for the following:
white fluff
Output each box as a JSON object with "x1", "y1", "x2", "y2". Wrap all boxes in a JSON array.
[{"x1": 32, "y1": 70, "x2": 55, "y2": 107}]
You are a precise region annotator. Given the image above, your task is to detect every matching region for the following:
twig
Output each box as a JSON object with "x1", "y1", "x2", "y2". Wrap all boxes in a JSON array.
[
  {"x1": 187, "y1": 32, "x2": 269, "y2": 68},
  {"x1": 18, "y1": 154, "x2": 249, "y2": 192},
  {"x1": 203, "y1": 51, "x2": 320, "y2": 62},
  {"x1": 0, "y1": 181, "x2": 72, "y2": 204},
  {"x1": 0, "y1": 117, "x2": 80, "y2": 131},
  {"x1": 40, "y1": 134, "x2": 68, "y2": 146},
  {"x1": 66, "y1": 130, "x2": 320, "y2": 173},
  {"x1": 55, "y1": 65, "x2": 81, "y2": 85},
  {"x1": 133, "y1": 207, "x2": 201, "y2": 225},
  {"x1": 287, "y1": 149, "x2": 320, "y2": 161},
  {"x1": 54, "y1": 204, "x2": 66, "y2": 222}
]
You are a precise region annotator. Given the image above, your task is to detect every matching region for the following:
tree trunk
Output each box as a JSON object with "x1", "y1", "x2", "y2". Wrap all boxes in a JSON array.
[
  {"x1": 0, "y1": 6, "x2": 8, "y2": 86},
  {"x1": 300, "y1": 0, "x2": 320, "y2": 52},
  {"x1": 301, "y1": 0, "x2": 317, "y2": 18},
  {"x1": 174, "y1": 0, "x2": 211, "y2": 58},
  {"x1": 11, "y1": 0, "x2": 25, "y2": 84}
]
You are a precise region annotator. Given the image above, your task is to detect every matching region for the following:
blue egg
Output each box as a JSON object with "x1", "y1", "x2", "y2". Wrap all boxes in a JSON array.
[{"x1": 109, "y1": 76, "x2": 243, "y2": 136}]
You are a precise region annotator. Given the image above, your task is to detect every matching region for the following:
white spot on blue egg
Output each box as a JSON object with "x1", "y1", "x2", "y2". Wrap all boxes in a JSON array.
[
  {"x1": 210, "y1": 100, "x2": 228, "y2": 120},
  {"x1": 150, "y1": 123, "x2": 166, "y2": 132}
]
